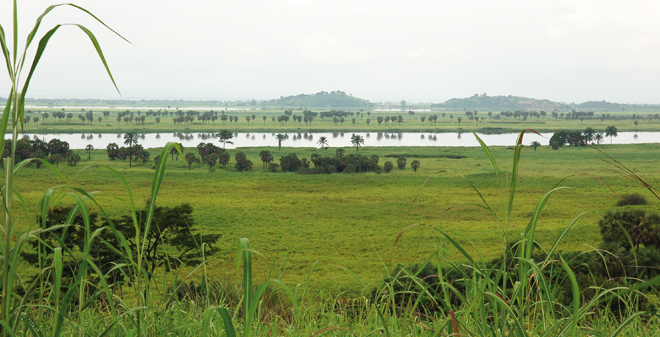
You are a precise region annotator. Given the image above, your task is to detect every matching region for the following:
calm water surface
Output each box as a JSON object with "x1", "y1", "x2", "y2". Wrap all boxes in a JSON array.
[{"x1": 18, "y1": 132, "x2": 660, "y2": 149}]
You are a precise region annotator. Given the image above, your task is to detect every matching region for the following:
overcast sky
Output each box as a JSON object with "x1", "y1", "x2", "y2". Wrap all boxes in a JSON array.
[{"x1": 1, "y1": 0, "x2": 659, "y2": 103}]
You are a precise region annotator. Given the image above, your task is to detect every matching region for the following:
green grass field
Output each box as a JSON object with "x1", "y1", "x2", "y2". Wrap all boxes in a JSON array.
[
  {"x1": 19, "y1": 108, "x2": 660, "y2": 134},
  {"x1": 15, "y1": 140, "x2": 660, "y2": 292}
]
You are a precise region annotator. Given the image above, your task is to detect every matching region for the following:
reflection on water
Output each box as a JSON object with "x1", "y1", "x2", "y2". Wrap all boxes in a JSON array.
[{"x1": 16, "y1": 132, "x2": 660, "y2": 150}]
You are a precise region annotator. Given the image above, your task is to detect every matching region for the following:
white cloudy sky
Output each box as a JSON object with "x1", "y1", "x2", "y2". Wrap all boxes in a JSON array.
[{"x1": 1, "y1": 0, "x2": 659, "y2": 103}]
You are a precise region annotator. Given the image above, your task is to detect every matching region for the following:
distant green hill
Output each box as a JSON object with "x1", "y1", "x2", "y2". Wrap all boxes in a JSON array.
[
  {"x1": 576, "y1": 101, "x2": 625, "y2": 110},
  {"x1": 268, "y1": 91, "x2": 372, "y2": 108},
  {"x1": 431, "y1": 94, "x2": 568, "y2": 111}
]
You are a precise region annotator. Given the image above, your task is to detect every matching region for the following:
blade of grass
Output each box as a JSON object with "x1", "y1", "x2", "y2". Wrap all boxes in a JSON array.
[{"x1": 559, "y1": 255, "x2": 579, "y2": 337}]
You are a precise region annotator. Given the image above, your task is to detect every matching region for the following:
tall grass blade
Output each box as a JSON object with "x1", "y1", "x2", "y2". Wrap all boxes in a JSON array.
[
  {"x1": 52, "y1": 247, "x2": 63, "y2": 329},
  {"x1": 270, "y1": 279, "x2": 300, "y2": 314},
  {"x1": 375, "y1": 305, "x2": 391, "y2": 337},
  {"x1": 0, "y1": 90, "x2": 13, "y2": 161},
  {"x1": 523, "y1": 187, "x2": 570, "y2": 258},
  {"x1": 470, "y1": 129, "x2": 500, "y2": 181},
  {"x1": 0, "y1": 25, "x2": 12, "y2": 78},
  {"x1": 559, "y1": 255, "x2": 579, "y2": 337},
  {"x1": 0, "y1": 321, "x2": 16, "y2": 337},
  {"x1": 609, "y1": 312, "x2": 644, "y2": 337},
  {"x1": 200, "y1": 307, "x2": 219, "y2": 337},
  {"x1": 217, "y1": 308, "x2": 237, "y2": 337},
  {"x1": 300, "y1": 260, "x2": 319, "y2": 304},
  {"x1": 18, "y1": 3, "x2": 130, "y2": 72},
  {"x1": 329, "y1": 264, "x2": 366, "y2": 289},
  {"x1": 543, "y1": 212, "x2": 587, "y2": 265},
  {"x1": 484, "y1": 292, "x2": 529, "y2": 337},
  {"x1": 432, "y1": 228, "x2": 475, "y2": 265},
  {"x1": 238, "y1": 237, "x2": 253, "y2": 336}
]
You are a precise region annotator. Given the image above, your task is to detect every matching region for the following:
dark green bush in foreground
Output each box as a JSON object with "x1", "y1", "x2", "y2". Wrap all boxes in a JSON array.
[{"x1": 616, "y1": 193, "x2": 648, "y2": 206}]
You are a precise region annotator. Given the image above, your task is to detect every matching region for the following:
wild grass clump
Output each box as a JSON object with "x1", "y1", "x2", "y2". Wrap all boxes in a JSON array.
[{"x1": 617, "y1": 193, "x2": 648, "y2": 206}]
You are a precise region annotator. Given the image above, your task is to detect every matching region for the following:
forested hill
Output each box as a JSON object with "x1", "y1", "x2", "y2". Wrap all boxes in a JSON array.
[
  {"x1": 431, "y1": 94, "x2": 568, "y2": 111},
  {"x1": 430, "y1": 94, "x2": 660, "y2": 111},
  {"x1": 575, "y1": 101, "x2": 626, "y2": 110},
  {"x1": 268, "y1": 91, "x2": 372, "y2": 108}
]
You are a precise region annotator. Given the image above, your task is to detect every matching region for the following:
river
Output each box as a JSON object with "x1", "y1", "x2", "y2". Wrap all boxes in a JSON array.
[{"x1": 15, "y1": 132, "x2": 660, "y2": 150}]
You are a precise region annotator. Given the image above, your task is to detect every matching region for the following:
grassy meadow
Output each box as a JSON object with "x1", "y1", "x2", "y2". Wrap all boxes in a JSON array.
[{"x1": 15, "y1": 140, "x2": 659, "y2": 292}]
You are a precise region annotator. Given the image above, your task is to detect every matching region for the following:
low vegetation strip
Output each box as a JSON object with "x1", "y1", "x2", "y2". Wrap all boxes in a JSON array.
[{"x1": 383, "y1": 153, "x2": 466, "y2": 159}]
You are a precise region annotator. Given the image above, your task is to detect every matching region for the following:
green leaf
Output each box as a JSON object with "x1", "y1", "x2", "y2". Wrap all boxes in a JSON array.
[
  {"x1": 217, "y1": 308, "x2": 237, "y2": 337},
  {"x1": 329, "y1": 264, "x2": 366, "y2": 289},
  {"x1": 484, "y1": 292, "x2": 529, "y2": 337},
  {"x1": 609, "y1": 312, "x2": 645, "y2": 337},
  {"x1": 432, "y1": 228, "x2": 475, "y2": 265},
  {"x1": 0, "y1": 24, "x2": 13, "y2": 78},
  {"x1": 560, "y1": 255, "x2": 579, "y2": 337}
]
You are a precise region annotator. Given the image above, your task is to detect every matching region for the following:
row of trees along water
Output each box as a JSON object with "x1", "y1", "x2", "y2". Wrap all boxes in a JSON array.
[
  {"x1": 548, "y1": 126, "x2": 620, "y2": 148},
  {"x1": 20, "y1": 107, "x2": 660, "y2": 128},
  {"x1": 4, "y1": 132, "x2": 422, "y2": 174},
  {"x1": 110, "y1": 139, "x2": 421, "y2": 174}
]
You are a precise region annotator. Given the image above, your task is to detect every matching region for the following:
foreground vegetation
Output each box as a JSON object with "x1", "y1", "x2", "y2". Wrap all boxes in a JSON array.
[{"x1": 8, "y1": 138, "x2": 660, "y2": 335}]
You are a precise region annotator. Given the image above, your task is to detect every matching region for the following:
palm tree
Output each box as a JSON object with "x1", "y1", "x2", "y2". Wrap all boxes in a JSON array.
[
  {"x1": 583, "y1": 127, "x2": 596, "y2": 143},
  {"x1": 530, "y1": 141, "x2": 541, "y2": 151},
  {"x1": 123, "y1": 132, "x2": 138, "y2": 168},
  {"x1": 185, "y1": 153, "x2": 196, "y2": 170},
  {"x1": 595, "y1": 133, "x2": 603, "y2": 145},
  {"x1": 316, "y1": 136, "x2": 329, "y2": 150},
  {"x1": 217, "y1": 130, "x2": 233, "y2": 149},
  {"x1": 259, "y1": 150, "x2": 273, "y2": 169},
  {"x1": 85, "y1": 144, "x2": 94, "y2": 159},
  {"x1": 410, "y1": 160, "x2": 420, "y2": 172},
  {"x1": 350, "y1": 134, "x2": 364, "y2": 151},
  {"x1": 605, "y1": 125, "x2": 618, "y2": 144},
  {"x1": 276, "y1": 133, "x2": 286, "y2": 150}
]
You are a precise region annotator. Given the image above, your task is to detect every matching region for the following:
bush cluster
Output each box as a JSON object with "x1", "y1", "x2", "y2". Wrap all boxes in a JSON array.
[{"x1": 2, "y1": 137, "x2": 80, "y2": 167}]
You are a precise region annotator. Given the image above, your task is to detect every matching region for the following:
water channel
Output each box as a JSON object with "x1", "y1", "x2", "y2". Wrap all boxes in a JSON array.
[{"x1": 16, "y1": 132, "x2": 660, "y2": 149}]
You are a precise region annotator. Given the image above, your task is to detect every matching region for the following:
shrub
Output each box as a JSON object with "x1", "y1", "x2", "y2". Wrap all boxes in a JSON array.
[
  {"x1": 591, "y1": 209, "x2": 660, "y2": 281},
  {"x1": 397, "y1": 157, "x2": 406, "y2": 169},
  {"x1": 280, "y1": 153, "x2": 301, "y2": 172},
  {"x1": 550, "y1": 130, "x2": 583, "y2": 147},
  {"x1": 383, "y1": 161, "x2": 393, "y2": 172},
  {"x1": 598, "y1": 209, "x2": 660, "y2": 249},
  {"x1": 235, "y1": 159, "x2": 253, "y2": 171},
  {"x1": 617, "y1": 193, "x2": 648, "y2": 206},
  {"x1": 308, "y1": 153, "x2": 380, "y2": 174},
  {"x1": 235, "y1": 151, "x2": 253, "y2": 171},
  {"x1": 67, "y1": 153, "x2": 81, "y2": 166}
]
